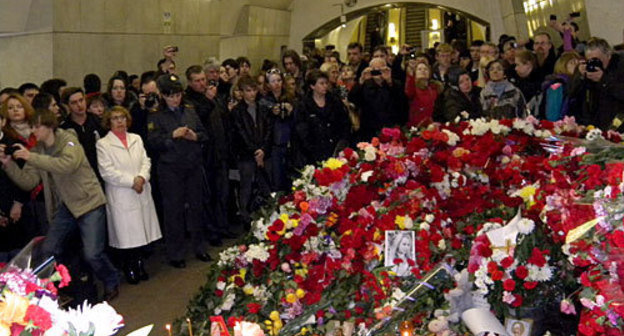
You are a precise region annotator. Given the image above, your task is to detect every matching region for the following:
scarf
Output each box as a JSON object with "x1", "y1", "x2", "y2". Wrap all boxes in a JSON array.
[
  {"x1": 11, "y1": 122, "x2": 32, "y2": 140},
  {"x1": 489, "y1": 80, "x2": 511, "y2": 98},
  {"x1": 112, "y1": 130, "x2": 128, "y2": 148}
]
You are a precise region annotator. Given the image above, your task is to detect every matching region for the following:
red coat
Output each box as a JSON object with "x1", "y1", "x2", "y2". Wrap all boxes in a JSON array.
[{"x1": 405, "y1": 74, "x2": 442, "y2": 127}]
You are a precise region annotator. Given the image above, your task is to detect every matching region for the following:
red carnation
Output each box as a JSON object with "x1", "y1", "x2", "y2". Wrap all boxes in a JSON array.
[
  {"x1": 215, "y1": 290, "x2": 223, "y2": 297},
  {"x1": 54, "y1": 264, "x2": 72, "y2": 288},
  {"x1": 515, "y1": 266, "x2": 528, "y2": 280},
  {"x1": 487, "y1": 261, "x2": 499, "y2": 274},
  {"x1": 511, "y1": 294, "x2": 523, "y2": 307},
  {"x1": 247, "y1": 303, "x2": 262, "y2": 314},
  {"x1": 24, "y1": 305, "x2": 53, "y2": 331},
  {"x1": 500, "y1": 256, "x2": 514, "y2": 269},
  {"x1": 523, "y1": 281, "x2": 538, "y2": 290},
  {"x1": 527, "y1": 248, "x2": 547, "y2": 267},
  {"x1": 234, "y1": 276, "x2": 245, "y2": 287},
  {"x1": 476, "y1": 243, "x2": 493, "y2": 258},
  {"x1": 503, "y1": 279, "x2": 516, "y2": 291},
  {"x1": 491, "y1": 270, "x2": 504, "y2": 281}
]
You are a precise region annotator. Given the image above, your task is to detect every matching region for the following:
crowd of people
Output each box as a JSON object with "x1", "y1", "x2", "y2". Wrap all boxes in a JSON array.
[{"x1": 1, "y1": 16, "x2": 623, "y2": 303}]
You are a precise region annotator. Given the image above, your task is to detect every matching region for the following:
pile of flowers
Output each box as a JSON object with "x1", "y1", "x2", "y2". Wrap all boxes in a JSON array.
[
  {"x1": 0, "y1": 263, "x2": 123, "y2": 336},
  {"x1": 185, "y1": 117, "x2": 624, "y2": 336}
]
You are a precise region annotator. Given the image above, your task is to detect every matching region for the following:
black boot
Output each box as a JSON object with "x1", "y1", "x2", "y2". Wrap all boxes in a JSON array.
[
  {"x1": 136, "y1": 258, "x2": 149, "y2": 281},
  {"x1": 123, "y1": 264, "x2": 139, "y2": 285}
]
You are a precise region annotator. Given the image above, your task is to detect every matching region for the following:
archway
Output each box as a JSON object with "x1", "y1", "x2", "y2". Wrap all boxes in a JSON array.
[{"x1": 302, "y1": 2, "x2": 490, "y2": 54}]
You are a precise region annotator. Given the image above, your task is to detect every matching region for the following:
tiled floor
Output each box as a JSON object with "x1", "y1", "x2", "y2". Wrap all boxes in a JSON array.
[{"x1": 109, "y1": 240, "x2": 235, "y2": 336}]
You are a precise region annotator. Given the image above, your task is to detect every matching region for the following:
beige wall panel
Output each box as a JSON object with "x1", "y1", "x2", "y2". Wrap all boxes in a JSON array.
[
  {"x1": 586, "y1": 0, "x2": 624, "y2": 45},
  {"x1": 0, "y1": 33, "x2": 53, "y2": 87},
  {"x1": 53, "y1": 33, "x2": 220, "y2": 86}
]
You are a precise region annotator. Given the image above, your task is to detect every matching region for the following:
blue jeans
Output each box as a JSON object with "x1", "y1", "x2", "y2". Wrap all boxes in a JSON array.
[{"x1": 42, "y1": 204, "x2": 119, "y2": 290}]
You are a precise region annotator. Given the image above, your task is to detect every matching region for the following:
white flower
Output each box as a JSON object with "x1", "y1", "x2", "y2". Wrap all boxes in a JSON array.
[
  {"x1": 253, "y1": 285, "x2": 269, "y2": 302},
  {"x1": 517, "y1": 218, "x2": 535, "y2": 235},
  {"x1": 219, "y1": 292, "x2": 236, "y2": 312},
  {"x1": 65, "y1": 301, "x2": 124, "y2": 336},
  {"x1": 403, "y1": 216, "x2": 414, "y2": 229},
  {"x1": 217, "y1": 281, "x2": 226, "y2": 290},
  {"x1": 442, "y1": 129, "x2": 460, "y2": 146},
  {"x1": 391, "y1": 287, "x2": 406, "y2": 303},
  {"x1": 425, "y1": 214, "x2": 435, "y2": 223},
  {"x1": 437, "y1": 239, "x2": 446, "y2": 250},
  {"x1": 218, "y1": 246, "x2": 242, "y2": 267},
  {"x1": 526, "y1": 264, "x2": 553, "y2": 282},
  {"x1": 420, "y1": 222, "x2": 430, "y2": 231},
  {"x1": 586, "y1": 128, "x2": 604, "y2": 141},
  {"x1": 534, "y1": 129, "x2": 552, "y2": 138},
  {"x1": 364, "y1": 146, "x2": 376, "y2": 161},
  {"x1": 244, "y1": 243, "x2": 270, "y2": 263},
  {"x1": 361, "y1": 170, "x2": 373, "y2": 182}
]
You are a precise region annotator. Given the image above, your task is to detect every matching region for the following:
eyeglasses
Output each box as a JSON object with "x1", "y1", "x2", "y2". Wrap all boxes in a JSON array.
[{"x1": 111, "y1": 115, "x2": 127, "y2": 121}]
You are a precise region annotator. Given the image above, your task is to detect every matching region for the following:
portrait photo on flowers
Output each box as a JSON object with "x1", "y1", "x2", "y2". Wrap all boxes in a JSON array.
[
  {"x1": 505, "y1": 318, "x2": 532, "y2": 336},
  {"x1": 384, "y1": 230, "x2": 415, "y2": 277}
]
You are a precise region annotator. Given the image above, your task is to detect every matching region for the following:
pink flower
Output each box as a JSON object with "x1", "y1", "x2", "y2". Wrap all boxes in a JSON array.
[
  {"x1": 502, "y1": 291, "x2": 515, "y2": 305},
  {"x1": 560, "y1": 299, "x2": 577, "y2": 315}
]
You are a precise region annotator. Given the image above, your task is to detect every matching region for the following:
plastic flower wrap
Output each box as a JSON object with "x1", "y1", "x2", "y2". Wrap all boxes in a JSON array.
[{"x1": 0, "y1": 239, "x2": 122, "y2": 336}]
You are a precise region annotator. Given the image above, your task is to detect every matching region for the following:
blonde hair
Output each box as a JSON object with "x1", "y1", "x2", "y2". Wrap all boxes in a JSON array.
[
  {"x1": 102, "y1": 106, "x2": 132, "y2": 129},
  {"x1": 320, "y1": 62, "x2": 339, "y2": 74}
]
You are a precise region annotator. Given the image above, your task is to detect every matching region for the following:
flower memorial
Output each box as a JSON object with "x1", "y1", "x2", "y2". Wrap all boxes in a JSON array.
[
  {"x1": 184, "y1": 116, "x2": 624, "y2": 336},
  {"x1": 0, "y1": 263, "x2": 124, "y2": 336}
]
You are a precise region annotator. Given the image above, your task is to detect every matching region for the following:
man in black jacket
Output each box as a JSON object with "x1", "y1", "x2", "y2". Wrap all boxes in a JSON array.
[
  {"x1": 184, "y1": 65, "x2": 235, "y2": 243},
  {"x1": 569, "y1": 37, "x2": 624, "y2": 131},
  {"x1": 231, "y1": 76, "x2": 273, "y2": 227},
  {"x1": 60, "y1": 87, "x2": 106, "y2": 184},
  {"x1": 348, "y1": 58, "x2": 408, "y2": 143}
]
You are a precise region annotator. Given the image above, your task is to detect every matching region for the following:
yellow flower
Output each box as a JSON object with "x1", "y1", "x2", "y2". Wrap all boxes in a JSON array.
[
  {"x1": 285, "y1": 293, "x2": 297, "y2": 304},
  {"x1": 516, "y1": 185, "x2": 537, "y2": 207},
  {"x1": 243, "y1": 284, "x2": 255, "y2": 295},
  {"x1": 323, "y1": 158, "x2": 344, "y2": 170},
  {"x1": 269, "y1": 311, "x2": 280, "y2": 321},
  {"x1": 296, "y1": 288, "x2": 306, "y2": 298},
  {"x1": 295, "y1": 267, "x2": 308, "y2": 277},
  {"x1": 373, "y1": 229, "x2": 381, "y2": 241},
  {"x1": 300, "y1": 327, "x2": 308, "y2": 335},
  {"x1": 587, "y1": 125, "x2": 595, "y2": 131},
  {"x1": 395, "y1": 216, "x2": 406, "y2": 229},
  {"x1": 343, "y1": 230, "x2": 353, "y2": 236},
  {"x1": 0, "y1": 292, "x2": 29, "y2": 325}
]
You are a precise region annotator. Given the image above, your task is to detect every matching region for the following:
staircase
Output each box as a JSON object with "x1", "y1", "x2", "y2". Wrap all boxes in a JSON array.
[{"x1": 405, "y1": 7, "x2": 427, "y2": 48}]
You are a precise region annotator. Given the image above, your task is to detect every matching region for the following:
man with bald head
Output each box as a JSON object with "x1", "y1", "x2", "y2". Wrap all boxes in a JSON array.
[{"x1": 348, "y1": 57, "x2": 408, "y2": 142}]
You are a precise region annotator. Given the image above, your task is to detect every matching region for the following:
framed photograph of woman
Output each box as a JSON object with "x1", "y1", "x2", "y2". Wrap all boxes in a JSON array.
[
  {"x1": 504, "y1": 317, "x2": 532, "y2": 336},
  {"x1": 384, "y1": 230, "x2": 416, "y2": 276}
]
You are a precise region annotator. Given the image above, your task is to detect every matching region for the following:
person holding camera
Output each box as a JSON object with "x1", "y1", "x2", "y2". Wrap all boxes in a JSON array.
[
  {"x1": 348, "y1": 57, "x2": 407, "y2": 143},
  {"x1": 147, "y1": 74, "x2": 211, "y2": 268},
  {"x1": 261, "y1": 68, "x2": 295, "y2": 192},
  {"x1": 569, "y1": 37, "x2": 624, "y2": 131},
  {"x1": 0, "y1": 109, "x2": 120, "y2": 301},
  {"x1": 0, "y1": 112, "x2": 32, "y2": 261}
]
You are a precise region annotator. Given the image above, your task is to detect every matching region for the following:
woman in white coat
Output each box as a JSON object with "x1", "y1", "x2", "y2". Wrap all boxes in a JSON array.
[{"x1": 96, "y1": 106, "x2": 161, "y2": 285}]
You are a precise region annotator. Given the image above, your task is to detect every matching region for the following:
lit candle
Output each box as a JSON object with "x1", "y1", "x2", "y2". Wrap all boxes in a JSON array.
[
  {"x1": 166, "y1": 324, "x2": 172, "y2": 336},
  {"x1": 399, "y1": 321, "x2": 413, "y2": 336},
  {"x1": 187, "y1": 318, "x2": 194, "y2": 336}
]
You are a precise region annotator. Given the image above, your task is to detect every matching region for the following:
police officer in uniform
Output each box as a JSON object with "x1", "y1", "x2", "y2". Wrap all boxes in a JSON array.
[{"x1": 147, "y1": 74, "x2": 211, "y2": 268}]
